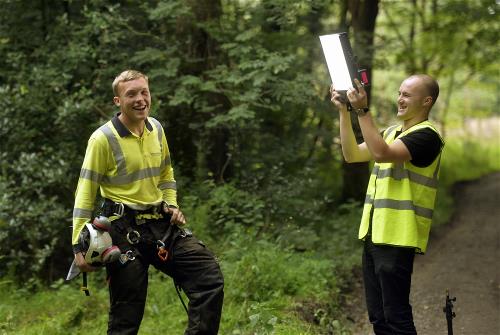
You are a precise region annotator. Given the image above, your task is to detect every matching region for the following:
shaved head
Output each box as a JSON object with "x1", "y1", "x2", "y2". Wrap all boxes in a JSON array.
[{"x1": 407, "y1": 74, "x2": 439, "y2": 107}]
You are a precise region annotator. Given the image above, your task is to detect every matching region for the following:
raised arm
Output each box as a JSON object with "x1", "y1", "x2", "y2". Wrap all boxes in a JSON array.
[
  {"x1": 346, "y1": 79, "x2": 412, "y2": 164},
  {"x1": 330, "y1": 85, "x2": 372, "y2": 163}
]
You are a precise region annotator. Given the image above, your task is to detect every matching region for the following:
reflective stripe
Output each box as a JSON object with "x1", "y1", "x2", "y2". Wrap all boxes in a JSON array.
[
  {"x1": 160, "y1": 156, "x2": 171, "y2": 169},
  {"x1": 73, "y1": 207, "x2": 93, "y2": 219},
  {"x1": 364, "y1": 195, "x2": 434, "y2": 219},
  {"x1": 100, "y1": 124, "x2": 127, "y2": 176},
  {"x1": 99, "y1": 119, "x2": 170, "y2": 185},
  {"x1": 365, "y1": 194, "x2": 374, "y2": 204},
  {"x1": 374, "y1": 199, "x2": 434, "y2": 219},
  {"x1": 149, "y1": 118, "x2": 163, "y2": 152},
  {"x1": 433, "y1": 154, "x2": 442, "y2": 179},
  {"x1": 373, "y1": 165, "x2": 438, "y2": 188},
  {"x1": 102, "y1": 167, "x2": 161, "y2": 185},
  {"x1": 383, "y1": 125, "x2": 399, "y2": 140},
  {"x1": 79, "y1": 168, "x2": 103, "y2": 183},
  {"x1": 158, "y1": 181, "x2": 177, "y2": 190},
  {"x1": 150, "y1": 118, "x2": 170, "y2": 169}
]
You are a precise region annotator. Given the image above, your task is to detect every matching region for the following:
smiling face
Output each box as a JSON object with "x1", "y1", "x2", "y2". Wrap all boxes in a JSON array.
[
  {"x1": 397, "y1": 76, "x2": 432, "y2": 122},
  {"x1": 113, "y1": 77, "x2": 151, "y2": 124}
]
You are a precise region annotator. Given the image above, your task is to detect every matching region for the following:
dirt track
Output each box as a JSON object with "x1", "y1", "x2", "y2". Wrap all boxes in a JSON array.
[{"x1": 347, "y1": 172, "x2": 500, "y2": 335}]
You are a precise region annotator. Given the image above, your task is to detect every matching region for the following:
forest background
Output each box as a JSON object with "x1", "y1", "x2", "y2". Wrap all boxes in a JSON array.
[{"x1": 0, "y1": 0, "x2": 498, "y2": 334}]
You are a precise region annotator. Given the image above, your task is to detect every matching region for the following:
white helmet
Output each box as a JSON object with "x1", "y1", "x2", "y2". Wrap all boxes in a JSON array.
[
  {"x1": 80, "y1": 222, "x2": 121, "y2": 265},
  {"x1": 66, "y1": 217, "x2": 121, "y2": 281}
]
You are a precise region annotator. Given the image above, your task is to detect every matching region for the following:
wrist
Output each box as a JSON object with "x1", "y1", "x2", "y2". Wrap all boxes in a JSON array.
[
  {"x1": 353, "y1": 107, "x2": 369, "y2": 117},
  {"x1": 338, "y1": 105, "x2": 349, "y2": 114},
  {"x1": 162, "y1": 201, "x2": 178, "y2": 212}
]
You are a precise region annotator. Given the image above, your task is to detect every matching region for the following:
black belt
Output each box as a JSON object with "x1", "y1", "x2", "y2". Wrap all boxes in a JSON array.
[{"x1": 101, "y1": 199, "x2": 163, "y2": 218}]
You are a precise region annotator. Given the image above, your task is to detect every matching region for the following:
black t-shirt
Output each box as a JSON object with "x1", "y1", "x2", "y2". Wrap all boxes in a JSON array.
[{"x1": 395, "y1": 128, "x2": 443, "y2": 167}]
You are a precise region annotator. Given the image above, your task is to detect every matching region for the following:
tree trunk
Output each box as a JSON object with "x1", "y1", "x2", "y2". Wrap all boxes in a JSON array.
[
  {"x1": 184, "y1": 0, "x2": 233, "y2": 183},
  {"x1": 340, "y1": 0, "x2": 379, "y2": 202}
]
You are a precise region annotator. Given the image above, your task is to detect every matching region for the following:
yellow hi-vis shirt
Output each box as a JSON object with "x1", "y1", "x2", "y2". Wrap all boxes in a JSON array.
[
  {"x1": 72, "y1": 115, "x2": 177, "y2": 246},
  {"x1": 359, "y1": 121, "x2": 444, "y2": 253}
]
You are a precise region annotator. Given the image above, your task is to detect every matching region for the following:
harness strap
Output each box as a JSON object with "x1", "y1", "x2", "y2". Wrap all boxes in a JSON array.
[
  {"x1": 81, "y1": 272, "x2": 90, "y2": 296},
  {"x1": 101, "y1": 198, "x2": 163, "y2": 219}
]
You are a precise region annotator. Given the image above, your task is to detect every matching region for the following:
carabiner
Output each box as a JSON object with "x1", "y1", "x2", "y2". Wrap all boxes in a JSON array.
[
  {"x1": 126, "y1": 230, "x2": 141, "y2": 245},
  {"x1": 157, "y1": 240, "x2": 168, "y2": 262}
]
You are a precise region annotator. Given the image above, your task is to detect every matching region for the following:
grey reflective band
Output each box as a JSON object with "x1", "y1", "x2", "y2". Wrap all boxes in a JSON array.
[
  {"x1": 158, "y1": 181, "x2": 177, "y2": 190},
  {"x1": 383, "y1": 125, "x2": 399, "y2": 140},
  {"x1": 150, "y1": 118, "x2": 171, "y2": 169},
  {"x1": 100, "y1": 124, "x2": 127, "y2": 176},
  {"x1": 102, "y1": 167, "x2": 161, "y2": 185},
  {"x1": 433, "y1": 154, "x2": 442, "y2": 179},
  {"x1": 372, "y1": 165, "x2": 438, "y2": 188},
  {"x1": 365, "y1": 194, "x2": 373, "y2": 204},
  {"x1": 149, "y1": 118, "x2": 164, "y2": 152},
  {"x1": 160, "y1": 156, "x2": 171, "y2": 169},
  {"x1": 79, "y1": 168, "x2": 103, "y2": 183},
  {"x1": 372, "y1": 165, "x2": 439, "y2": 188},
  {"x1": 98, "y1": 120, "x2": 170, "y2": 185},
  {"x1": 364, "y1": 195, "x2": 433, "y2": 219},
  {"x1": 375, "y1": 199, "x2": 433, "y2": 219},
  {"x1": 73, "y1": 207, "x2": 93, "y2": 219}
]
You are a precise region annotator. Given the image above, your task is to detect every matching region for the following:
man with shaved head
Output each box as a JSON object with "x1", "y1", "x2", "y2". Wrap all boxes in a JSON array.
[{"x1": 331, "y1": 74, "x2": 444, "y2": 334}]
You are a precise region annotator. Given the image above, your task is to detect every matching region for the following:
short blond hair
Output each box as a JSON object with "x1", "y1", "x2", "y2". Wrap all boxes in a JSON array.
[{"x1": 112, "y1": 70, "x2": 148, "y2": 96}]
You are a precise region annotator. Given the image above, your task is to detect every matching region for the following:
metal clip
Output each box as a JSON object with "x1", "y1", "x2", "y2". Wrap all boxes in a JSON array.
[
  {"x1": 113, "y1": 202, "x2": 125, "y2": 217},
  {"x1": 125, "y1": 250, "x2": 135, "y2": 261},
  {"x1": 119, "y1": 250, "x2": 136, "y2": 264},
  {"x1": 179, "y1": 228, "x2": 193, "y2": 238},
  {"x1": 126, "y1": 230, "x2": 141, "y2": 245}
]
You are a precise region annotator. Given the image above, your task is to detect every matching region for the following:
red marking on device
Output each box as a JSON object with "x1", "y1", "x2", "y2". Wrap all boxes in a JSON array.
[{"x1": 360, "y1": 71, "x2": 369, "y2": 85}]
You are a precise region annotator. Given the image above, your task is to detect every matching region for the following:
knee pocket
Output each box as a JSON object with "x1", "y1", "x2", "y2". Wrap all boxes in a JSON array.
[{"x1": 174, "y1": 237, "x2": 215, "y2": 260}]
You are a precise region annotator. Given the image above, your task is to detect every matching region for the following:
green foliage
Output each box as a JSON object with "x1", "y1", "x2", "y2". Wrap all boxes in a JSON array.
[
  {"x1": 440, "y1": 136, "x2": 500, "y2": 187},
  {"x1": 432, "y1": 134, "x2": 500, "y2": 228},
  {"x1": 0, "y1": 231, "x2": 355, "y2": 334},
  {"x1": 0, "y1": 1, "x2": 131, "y2": 282},
  {"x1": 182, "y1": 180, "x2": 265, "y2": 242},
  {"x1": 376, "y1": 0, "x2": 499, "y2": 77},
  {"x1": 0, "y1": 279, "x2": 108, "y2": 334}
]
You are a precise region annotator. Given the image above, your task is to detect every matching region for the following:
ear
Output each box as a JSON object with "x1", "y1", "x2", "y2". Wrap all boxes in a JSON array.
[
  {"x1": 113, "y1": 96, "x2": 120, "y2": 107},
  {"x1": 423, "y1": 96, "x2": 433, "y2": 107}
]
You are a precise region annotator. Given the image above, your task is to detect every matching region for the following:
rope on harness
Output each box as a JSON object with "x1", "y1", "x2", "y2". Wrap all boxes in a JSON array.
[{"x1": 175, "y1": 282, "x2": 188, "y2": 314}]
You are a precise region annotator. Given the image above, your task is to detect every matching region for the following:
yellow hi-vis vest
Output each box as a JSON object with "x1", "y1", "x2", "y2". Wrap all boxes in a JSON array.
[
  {"x1": 72, "y1": 115, "x2": 177, "y2": 245},
  {"x1": 359, "y1": 121, "x2": 444, "y2": 253}
]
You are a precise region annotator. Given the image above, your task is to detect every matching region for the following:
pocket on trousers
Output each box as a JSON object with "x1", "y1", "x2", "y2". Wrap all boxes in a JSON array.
[{"x1": 174, "y1": 236, "x2": 209, "y2": 257}]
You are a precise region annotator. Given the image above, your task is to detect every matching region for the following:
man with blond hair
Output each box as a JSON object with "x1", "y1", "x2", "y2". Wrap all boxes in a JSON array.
[
  {"x1": 331, "y1": 74, "x2": 444, "y2": 334},
  {"x1": 72, "y1": 70, "x2": 224, "y2": 334}
]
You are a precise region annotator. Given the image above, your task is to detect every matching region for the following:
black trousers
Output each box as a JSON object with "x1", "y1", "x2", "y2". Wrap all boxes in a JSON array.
[
  {"x1": 106, "y1": 215, "x2": 224, "y2": 335},
  {"x1": 362, "y1": 238, "x2": 417, "y2": 335}
]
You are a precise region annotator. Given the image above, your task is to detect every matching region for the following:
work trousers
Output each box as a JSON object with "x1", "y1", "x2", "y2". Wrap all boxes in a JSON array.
[
  {"x1": 362, "y1": 238, "x2": 417, "y2": 335},
  {"x1": 106, "y1": 215, "x2": 224, "y2": 335}
]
